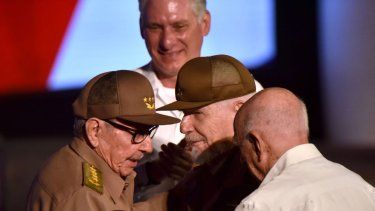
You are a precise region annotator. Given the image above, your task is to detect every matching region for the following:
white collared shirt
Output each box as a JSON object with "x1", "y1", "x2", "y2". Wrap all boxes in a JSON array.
[
  {"x1": 236, "y1": 144, "x2": 375, "y2": 211},
  {"x1": 133, "y1": 64, "x2": 184, "y2": 201},
  {"x1": 134, "y1": 65, "x2": 185, "y2": 155}
]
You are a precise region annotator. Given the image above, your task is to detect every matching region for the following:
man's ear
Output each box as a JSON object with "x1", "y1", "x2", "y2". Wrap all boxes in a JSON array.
[
  {"x1": 247, "y1": 132, "x2": 262, "y2": 162},
  {"x1": 85, "y1": 118, "x2": 102, "y2": 148},
  {"x1": 200, "y1": 11, "x2": 211, "y2": 36},
  {"x1": 251, "y1": 132, "x2": 273, "y2": 168},
  {"x1": 234, "y1": 101, "x2": 244, "y2": 112}
]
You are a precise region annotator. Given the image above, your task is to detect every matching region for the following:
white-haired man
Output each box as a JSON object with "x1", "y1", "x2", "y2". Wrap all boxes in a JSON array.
[{"x1": 156, "y1": 54, "x2": 261, "y2": 210}]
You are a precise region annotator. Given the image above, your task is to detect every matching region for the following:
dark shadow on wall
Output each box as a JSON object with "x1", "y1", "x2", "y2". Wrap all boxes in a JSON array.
[
  {"x1": 0, "y1": 137, "x2": 69, "y2": 211},
  {"x1": 253, "y1": 0, "x2": 324, "y2": 141}
]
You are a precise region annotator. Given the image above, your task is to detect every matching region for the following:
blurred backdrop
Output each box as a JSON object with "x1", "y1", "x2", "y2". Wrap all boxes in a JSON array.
[{"x1": 0, "y1": 0, "x2": 374, "y2": 210}]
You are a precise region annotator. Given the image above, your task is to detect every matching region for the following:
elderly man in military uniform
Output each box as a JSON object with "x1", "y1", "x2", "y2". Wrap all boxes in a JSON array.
[
  {"x1": 27, "y1": 70, "x2": 179, "y2": 210},
  {"x1": 147, "y1": 55, "x2": 261, "y2": 210}
]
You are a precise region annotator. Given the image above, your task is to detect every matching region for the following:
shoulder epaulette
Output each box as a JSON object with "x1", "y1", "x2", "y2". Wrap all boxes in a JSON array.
[{"x1": 82, "y1": 162, "x2": 103, "y2": 194}]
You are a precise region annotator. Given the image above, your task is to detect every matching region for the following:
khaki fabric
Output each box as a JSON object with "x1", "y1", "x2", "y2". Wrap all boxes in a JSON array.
[{"x1": 27, "y1": 138, "x2": 134, "y2": 211}]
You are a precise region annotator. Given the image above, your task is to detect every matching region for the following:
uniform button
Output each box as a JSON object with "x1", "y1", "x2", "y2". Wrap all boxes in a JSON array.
[{"x1": 123, "y1": 183, "x2": 129, "y2": 190}]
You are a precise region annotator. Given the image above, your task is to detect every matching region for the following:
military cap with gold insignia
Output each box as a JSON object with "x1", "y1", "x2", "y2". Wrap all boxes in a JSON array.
[{"x1": 73, "y1": 70, "x2": 180, "y2": 125}]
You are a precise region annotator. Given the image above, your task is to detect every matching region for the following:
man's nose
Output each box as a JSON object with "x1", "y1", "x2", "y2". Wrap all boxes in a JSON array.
[
  {"x1": 180, "y1": 115, "x2": 192, "y2": 135},
  {"x1": 159, "y1": 28, "x2": 177, "y2": 50},
  {"x1": 139, "y1": 136, "x2": 153, "y2": 154}
]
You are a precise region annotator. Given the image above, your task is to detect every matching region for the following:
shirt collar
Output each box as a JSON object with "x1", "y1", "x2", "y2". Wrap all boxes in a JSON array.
[
  {"x1": 70, "y1": 138, "x2": 134, "y2": 203},
  {"x1": 260, "y1": 143, "x2": 322, "y2": 188},
  {"x1": 143, "y1": 63, "x2": 180, "y2": 108},
  {"x1": 141, "y1": 63, "x2": 164, "y2": 92}
]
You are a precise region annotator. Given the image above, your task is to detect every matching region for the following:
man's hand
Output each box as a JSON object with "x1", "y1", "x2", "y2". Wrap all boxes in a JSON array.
[{"x1": 158, "y1": 142, "x2": 193, "y2": 181}]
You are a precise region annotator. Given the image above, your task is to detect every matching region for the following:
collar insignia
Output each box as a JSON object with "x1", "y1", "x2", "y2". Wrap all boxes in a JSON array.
[{"x1": 83, "y1": 162, "x2": 103, "y2": 194}]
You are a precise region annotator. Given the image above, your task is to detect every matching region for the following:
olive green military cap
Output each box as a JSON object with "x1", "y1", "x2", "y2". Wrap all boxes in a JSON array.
[
  {"x1": 158, "y1": 55, "x2": 256, "y2": 111},
  {"x1": 73, "y1": 70, "x2": 180, "y2": 125}
]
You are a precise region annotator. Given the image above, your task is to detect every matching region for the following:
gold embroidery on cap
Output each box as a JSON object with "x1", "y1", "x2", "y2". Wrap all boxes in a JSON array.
[
  {"x1": 144, "y1": 97, "x2": 155, "y2": 110},
  {"x1": 83, "y1": 162, "x2": 103, "y2": 194}
]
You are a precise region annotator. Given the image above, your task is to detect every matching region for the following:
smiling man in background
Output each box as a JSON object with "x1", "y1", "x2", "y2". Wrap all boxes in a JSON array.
[
  {"x1": 133, "y1": 0, "x2": 211, "y2": 201},
  {"x1": 134, "y1": 0, "x2": 211, "y2": 160}
]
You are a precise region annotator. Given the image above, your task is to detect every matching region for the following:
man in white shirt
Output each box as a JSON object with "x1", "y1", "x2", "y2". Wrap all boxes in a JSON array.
[
  {"x1": 133, "y1": 0, "x2": 211, "y2": 201},
  {"x1": 234, "y1": 87, "x2": 375, "y2": 211},
  {"x1": 134, "y1": 0, "x2": 211, "y2": 155}
]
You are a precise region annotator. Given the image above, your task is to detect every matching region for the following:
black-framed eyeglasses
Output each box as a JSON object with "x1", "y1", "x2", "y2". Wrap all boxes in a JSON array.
[{"x1": 102, "y1": 119, "x2": 158, "y2": 144}]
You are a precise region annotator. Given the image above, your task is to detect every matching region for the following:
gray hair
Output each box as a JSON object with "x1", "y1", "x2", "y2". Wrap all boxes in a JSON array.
[
  {"x1": 215, "y1": 92, "x2": 257, "y2": 111},
  {"x1": 204, "y1": 92, "x2": 256, "y2": 122},
  {"x1": 73, "y1": 117, "x2": 87, "y2": 138},
  {"x1": 138, "y1": 0, "x2": 207, "y2": 21}
]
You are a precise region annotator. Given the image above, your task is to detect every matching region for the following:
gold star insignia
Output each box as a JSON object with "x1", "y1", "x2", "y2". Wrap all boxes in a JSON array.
[{"x1": 144, "y1": 96, "x2": 155, "y2": 110}]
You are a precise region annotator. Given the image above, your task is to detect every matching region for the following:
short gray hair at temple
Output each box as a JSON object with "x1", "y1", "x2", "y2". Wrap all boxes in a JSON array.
[
  {"x1": 138, "y1": 0, "x2": 207, "y2": 22},
  {"x1": 73, "y1": 117, "x2": 86, "y2": 138}
]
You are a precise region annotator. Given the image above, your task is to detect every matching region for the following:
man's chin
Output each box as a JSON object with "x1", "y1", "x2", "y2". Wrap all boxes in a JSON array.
[
  {"x1": 153, "y1": 58, "x2": 186, "y2": 73},
  {"x1": 120, "y1": 168, "x2": 135, "y2": 178},
  {"x1": 155, "y1": 65, "x2": 181, "y2": 76}
]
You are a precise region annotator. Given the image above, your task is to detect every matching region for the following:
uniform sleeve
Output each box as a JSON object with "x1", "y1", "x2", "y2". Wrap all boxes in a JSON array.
[
  {"x1": 27, "y1": 181, "x2": 54, "y2": 211},
  {"x1": 27, "y1": 180, "x2": 108, "y2": 211}
]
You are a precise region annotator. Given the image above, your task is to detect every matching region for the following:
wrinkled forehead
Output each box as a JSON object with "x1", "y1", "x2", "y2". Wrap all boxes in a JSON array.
[{"x1": 142, "y1": 0, "x2": 196, "y2": 16}]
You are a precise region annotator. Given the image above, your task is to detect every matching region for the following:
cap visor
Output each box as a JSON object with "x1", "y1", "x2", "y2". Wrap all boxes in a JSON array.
[
  {"x1": 118, "y1": 113, "x2": 180, "y2": 126},
  {"x1": 157, "y1": 100, "x2": 214, "y2": 111}
]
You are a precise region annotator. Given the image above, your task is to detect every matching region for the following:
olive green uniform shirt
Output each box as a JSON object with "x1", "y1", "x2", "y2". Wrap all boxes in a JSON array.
[{"x1": 27, "y1": 137, "x2": 135, "y2": 211}]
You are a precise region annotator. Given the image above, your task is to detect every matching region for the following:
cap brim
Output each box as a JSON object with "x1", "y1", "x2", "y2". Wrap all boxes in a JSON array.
[
  {"x1": 117, "y1": 113, "x2": 180, "y2": 126},
  {"x1": 157, "y1": 100, "x2": 214, "y2": 111}
]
